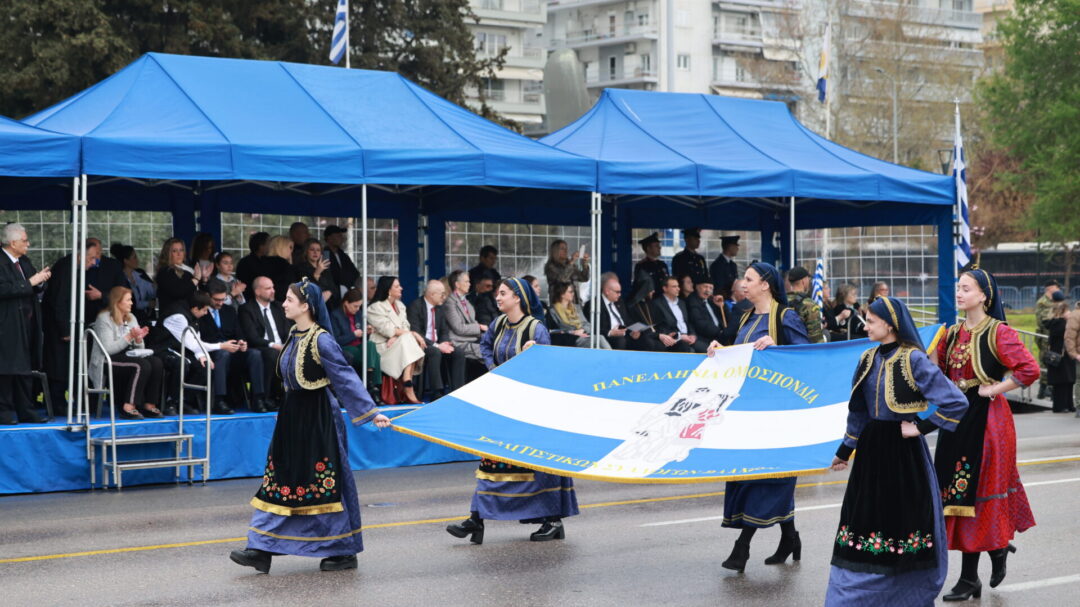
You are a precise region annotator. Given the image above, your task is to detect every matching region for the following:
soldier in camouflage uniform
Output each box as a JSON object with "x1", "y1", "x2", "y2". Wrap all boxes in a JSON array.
[
  {"x1": 785, "y1": 266, "x2": 824, "y2": 343},
  {"x1": 1035, "y1": 280, "x2": 1061, "y2": 398}
]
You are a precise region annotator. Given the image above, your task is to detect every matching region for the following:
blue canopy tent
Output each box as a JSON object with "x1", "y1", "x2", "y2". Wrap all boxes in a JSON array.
[
  {"x1": 0, "y1": 116, "x2": 80, "y2": 177},
  {"x1": 8, "y1": 52, "x2": 600, "y2": 423},
  {"x1": 540, "y1": 88, "x2": 958, "y2": 324}
]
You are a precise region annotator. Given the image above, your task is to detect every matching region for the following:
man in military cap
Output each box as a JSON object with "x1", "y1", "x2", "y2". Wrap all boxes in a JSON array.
[
  {"x1": 786, "y1": 266, "x2": 825, "y2": 343},
  {"x1": 672, "y1": 228, "x2": 709, "y2": 288},
  {"x1": 634, "y1": 232, "x2": 669, "y2": 298},
  {"x1": 709, "y1": 235, "x2": 740, "y2": 298}
]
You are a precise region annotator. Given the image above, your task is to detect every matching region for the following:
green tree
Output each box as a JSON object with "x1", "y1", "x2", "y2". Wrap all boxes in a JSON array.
[{"x1": 977, "y1": 0, "x2": 1080, "y2": 287}]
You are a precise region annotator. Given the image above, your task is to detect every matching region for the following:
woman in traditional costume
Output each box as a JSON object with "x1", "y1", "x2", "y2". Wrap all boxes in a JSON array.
[
  {"x1": 936, "y1": 269, "x2": 1038, "y2": 600},
  {"x1": 825, "y1": 296, "x2": 968, "y2": 606},
  {"x1": 446, "y1": 277, "x2": 579, "y2": 544},
  {"x1": 230, "y1": 278, "x2": 390, "y2": 574},
  {"x1": 708, "y1": 262, "x2": 810, "y2": 572}
]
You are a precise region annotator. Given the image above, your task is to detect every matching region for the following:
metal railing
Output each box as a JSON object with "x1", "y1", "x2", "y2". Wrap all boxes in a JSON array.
[{"x1": 178, "y1": 326, "x2": 213, "y2": 483}]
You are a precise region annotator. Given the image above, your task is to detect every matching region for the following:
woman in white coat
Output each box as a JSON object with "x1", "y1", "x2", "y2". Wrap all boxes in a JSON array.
[{"x1": 366, "y1": 276, "x2": 425, "y2": 404}]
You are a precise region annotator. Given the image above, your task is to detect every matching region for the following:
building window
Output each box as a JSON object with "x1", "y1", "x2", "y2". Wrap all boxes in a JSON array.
[
  {"x1": 640, "y1": 54, "x2": 652, "y2": 73},
  {"x1": 638, "y1": 13, "x2": 649, "y2": 26},
  {"x1": 677, "y1": 54, "x2": 691, "y2": 70},
  {"x1": 474, "y1": 32, "x2": 507, "y2": 57},
  {"x1": 609, "y1": 56, "x2": 618, "y2": 79},
  {"x1": 481, "y1": 78, "x2": 505, "y2": 101}
]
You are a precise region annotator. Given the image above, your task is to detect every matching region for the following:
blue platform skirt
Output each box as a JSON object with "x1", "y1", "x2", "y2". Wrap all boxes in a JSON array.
[
  {"x1": 471, "y1": 471, "x2": 580, "y2": 521},
  {"x1": 246, "y1": 403, "x2": 364, "y2": 558},
  {"x1": 722, "y1": 478, "x2": 797, "y2": 529}
]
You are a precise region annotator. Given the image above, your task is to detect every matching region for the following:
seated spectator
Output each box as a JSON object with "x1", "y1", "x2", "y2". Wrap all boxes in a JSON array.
[
  {"x1": 189, "y1": 232, "x2": 216, "y2": 289},
  {"x1": 407, "y1": 280, "x2": 466, "y2": 399},
  {"x1": 523, "y1": 274, "x2": 546, "y2": 317},
  {"x1": 330, "y1": 288, "x2": 382, "y2": 400},
  {"x1": 685, "y1": 277, "x2": 728, "y2": 345},
  {"x1": 867, "y1": 281, "x2": 889, "y2": 306},
  {"x1": 238, "y1": 277, "x2": 293, "y2": 411},
  {"x1": 678, "y1": 274, "x2": 694, "y2": 301},
  {"x1": 213, "y1": 252, "x2": 246, "y2": 310},
  {"x1": 549, "y1": 281, "x2": 611, "y2": 349},
  {"x1": 584, "y1": 272, "x2": 650, "y2": 351},
  {"x1": 625, "y1": 274, "x2": 664, "y2": 352},
  {"x1": 468, "y1": 245, "x2": 500, "y2": 292},
  {"x1": 200, "y1": 280, "x2": 265, "y2": 413},
  {"x1": 112, "y1": 243, "x2": 155, "y2": 326},
  {"x1": 831, "y1": 283, "x2": 866, "y2": 340},
  {"x1": 155, "y1": 291, "x2": 236, "y2": 415},
  {"x1": 469, "y1": 273, "x2": 499, "y2": 326},
  {"x1": 293, "y1": 238, "x2": 338, "y2": 309},
  {"x1": 155, "y1": 237, "x2": 204, "y2": 313},
  {"x1": 443, "y1": 270, "x2": 486, "y2": 361},
  {"x1": 263, "y1": 235, "x2": 295, "y2": 303},
  {"x1": 367, "y1": 276, "x2": 426, "y2": 404},
  {"x1": 289, "y1": 221, "x2": 310, "y2": 265},
  {"x1": 650, "y1": 276, "x2": 705, "y2": 353},
  {"x1": 236, "y1": 231, "x2": 270, "y2": 303},
  {"x1": 544, "y1": 239, "x2": 589, "y2": 301},
  {"x1": 90, "y1": 286, "x2": 164, "y2": 419},
  {"x1": 730, "y1": 278, "x2": 752, "y2": 314}
]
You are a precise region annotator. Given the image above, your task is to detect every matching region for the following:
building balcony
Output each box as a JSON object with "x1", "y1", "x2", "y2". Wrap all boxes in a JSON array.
[
  {"x1": 548, "y1": 0, "x2": 636, "y2": 13},
  {"x1": 489, "y1": 98, "x2": 546, "y2": 117},
  {"x1": 846, "y1": 0, "x2": 981, "y2": 29},
  {"x1": 713, "y1": 0, "x2": 801, "y2": 10},
  {"x1": 586, "y1": 68, "x2": 660, "y2": 88},
  {"x1": 470, "y1": 0, "x2": 546, "y2": 25},
  {"x1": 712, "y1": 28, "x2": 764, "y2": 48},
  {"x1": 711, "y1": 76, "x2": 799, "y2": 92},
  {"x1": 503, "y1": 47, "x2": 548, "y2": 69},
  {"x1": 551, "y1": 24, "x2": 660, "y2": 49}
]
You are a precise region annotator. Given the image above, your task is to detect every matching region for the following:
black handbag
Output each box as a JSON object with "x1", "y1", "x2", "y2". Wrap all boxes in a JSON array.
[{"x1": 1042, "y1": 348, "x2": 1064, "y2": 368}]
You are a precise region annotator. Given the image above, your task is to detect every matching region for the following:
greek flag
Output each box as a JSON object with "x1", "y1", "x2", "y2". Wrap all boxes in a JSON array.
[
  {"x1": 811, "y1": 258, "x2": 825, "y2": 309},
  {"x1": 954, "y1": 103, "x2": 971, "y2": 271},
  {"x1": 816, "y1": 21, "x2": 830, "y2": 103},
  {"x1": 329, "y1": 0, "x2": 348, "y2": 66},
  {"x1": 392, "y1": 326, "x2": 944, "y2": 484}
]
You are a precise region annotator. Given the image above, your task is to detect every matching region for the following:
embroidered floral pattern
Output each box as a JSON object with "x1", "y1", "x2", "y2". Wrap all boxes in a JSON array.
[
  {"x1": 942, "y1": 456, "x2": 972, "y2": 502},
  {"x1": 259, "y1": 456, "x2": 339, "y2": 503},
  {"x1": 835, "y1": 525, "x2": 933, "y2": 555}
]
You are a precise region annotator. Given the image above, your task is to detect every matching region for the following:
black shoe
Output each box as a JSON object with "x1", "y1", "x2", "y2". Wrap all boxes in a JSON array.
[
  {"x1": 162, "y1": 405, "x2": 178, "y2": 417},
  {"x1": 212, "y1": 400, "x2": 235, "y2": 415},
  {"x1": 118, "y1": 407, "x2": 144, "y2": 420},
  {"x1": 989, "y1": 543, "x2": 1016, "y2": 588},
  {"x1": 17, "y1": 411, "x2": 47, "y2": 424},
  {"x1": 263, "y1": 398, "x2": 280, "y2": 412},
  {"x1": 530, "y1": 520, "x2": 565, "y2": 541},
  {"x1": 319, "y1": 554, "x2": 358, "y2": 571},
  {"x1": 722, "y1": 539, "x2": 751, "y2": 572},
  {"x1": 942, "y1": 578, "x2": 982, "y2": 601},
  {"x1": 139, "y1": 405, "x2": 164, "y2": 419},
  {"x1": 446, "y1": 517, "x2": 484, "y2": 545},
  {"x1": 229, "y1": 548, "x2": 271, "y2": 574},
  {"x1": 0, "y1": 415, "x2": 17, "y2": 425},
  {"x1": 182, "y1": 404, "x2": 200, "y2": 415},
  {"x1": 764, "y1": 531, "x2": 801, "y2": 565},
  {"x1": 249, "y1": 397, "x2": 267, "y2": 414}
]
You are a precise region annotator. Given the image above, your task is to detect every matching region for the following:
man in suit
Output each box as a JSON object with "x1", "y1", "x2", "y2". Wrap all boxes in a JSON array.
[
  {"x1": 238, "y1": 276, "x2": 293, "y2": 410},
  {"x1": 671, "y1": 228, "x2": 710, "y2": 287},
  {"x1": 236, "y1": 232, "x2": 270, "y2": 303},
  {"x1": 634, "y1": 232, "x2": 669, "y2": 298},
  {"x1": 709, "y1": 235, "x2": 741, "y2": 299},
  {"x1": 650, "y1": 276, "x2": 705, "y2": 353},
  {"x1": 469, "y1": 272, "x2": 499, "y2": 326},
  {"x1": 468, "y1": 245, "x2": 500, "y2": 294},
  {"x1": 584, "y1": 272, "x2": 647, "y2": 351},
  {"x1": 407, "y1": 280, "x2": 465, "y2": 400},
  {"x1": 685, "y1": 276, "x2": 728, "y2": 346},
  {"x1": 0, "y1": 223, "x2": 51, "y2": 424},
  {"x1": 156, "y1": 291, "x2": 240, "y2": 415},
  {"x1": 324, "y1": 225, "x2": 360, "y2": 297},
  {"x1": 200, "y1": 280, "x2": 269, "y2": 412},
  {"x1": 443, "y1": 270, "x2": 486, "y2": 361}
]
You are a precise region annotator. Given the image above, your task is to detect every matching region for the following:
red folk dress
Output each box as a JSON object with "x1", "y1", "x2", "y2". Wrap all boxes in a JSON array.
[{"x1": 936, "y1": 321, "x2": 1038, "y2": 552}]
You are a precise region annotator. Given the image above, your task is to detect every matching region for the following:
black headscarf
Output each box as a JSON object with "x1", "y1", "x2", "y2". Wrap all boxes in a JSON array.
[
  {"x1": 869, "y1": 296, "x2": 924, "y2": 350},
  {"x1": 749, "y1": 262, "x2": 787, "y2": 306},
  {"x1": 963, "y1": 268, "x2": 1007, "y2": 322}
]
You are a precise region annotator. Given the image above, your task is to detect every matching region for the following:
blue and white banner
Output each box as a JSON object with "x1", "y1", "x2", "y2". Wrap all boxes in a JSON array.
[
  {"x1": 954, "y1": 102, "x2": 971, "y2": 271},
  {"x1": 811, "y1": 258, "x2": 826, "y2": 309},
  {"x1": 392, "y1": 326, "x2": 944, "y2": 484},
  {"x1": 329, "y1": 0, "x2": 349, "y2": 66}
]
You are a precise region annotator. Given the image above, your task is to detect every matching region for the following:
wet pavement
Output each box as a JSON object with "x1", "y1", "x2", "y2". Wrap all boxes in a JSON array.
[{"x1": 1, "y1": 408, "x2": 1078, "y2": 606}]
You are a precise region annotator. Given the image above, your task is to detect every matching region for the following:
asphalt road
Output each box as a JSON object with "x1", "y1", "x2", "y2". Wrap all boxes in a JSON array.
[{"x1": 1, "y1": 407, "x2": 1078, "y2": 607}]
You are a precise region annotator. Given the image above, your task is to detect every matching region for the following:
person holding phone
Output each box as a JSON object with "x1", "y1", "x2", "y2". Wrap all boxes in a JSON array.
[
  {"x1": 543, "y1": 239, "x2": 589, "y2": 303},
  {"x1": 293, "y1": 239, "x2": 339, "y2": 310}
]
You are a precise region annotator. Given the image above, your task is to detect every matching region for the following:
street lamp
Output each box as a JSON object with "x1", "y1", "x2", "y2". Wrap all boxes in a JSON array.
[
  {"x1": 937, "y1": 148, "x2": 954, "y2": 175},
  {"x1": 875, "y1": 67, "x2": 898, "y2": 164}
]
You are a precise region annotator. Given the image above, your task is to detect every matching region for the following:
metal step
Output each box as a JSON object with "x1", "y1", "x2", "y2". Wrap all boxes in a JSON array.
[
  {"x1": 91, "y1": 433, "x2": 193, "y2": 446},
  {"x1": 113, "y1": 458, "x2": 208, "y2": 471},
  {"x1": 182, "y1": 383, "x2": 208, "y2": 391}
]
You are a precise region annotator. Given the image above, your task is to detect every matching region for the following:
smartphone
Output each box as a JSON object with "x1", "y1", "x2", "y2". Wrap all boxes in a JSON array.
[{"x1": 322, "y1": 250, "x2": 331, "y2": 262}]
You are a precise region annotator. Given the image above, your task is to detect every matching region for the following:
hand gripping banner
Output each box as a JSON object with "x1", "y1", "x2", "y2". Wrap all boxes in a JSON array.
[{"x1": 392, "y1": 326, "x2": 945, "y2": 484}]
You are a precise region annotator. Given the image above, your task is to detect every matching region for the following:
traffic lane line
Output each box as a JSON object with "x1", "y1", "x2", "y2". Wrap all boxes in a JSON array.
[{"x1": 996, "y1": 573, "x2": 1080, "y2": 593}]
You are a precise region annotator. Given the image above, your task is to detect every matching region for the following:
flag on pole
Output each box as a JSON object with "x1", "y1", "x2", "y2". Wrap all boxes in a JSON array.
[
  {"x1": 811, "y1": 258, "x2": 825, "y2": 309},
  {"x1": 329, "y1": 0, "x2": 348, "y2": 66},
  {"x1": 954, "y1": 103, "x2": 971, "y2": 271},
  {"x1": 816, "y1": 22, "x2": 830, "y2": 103}
]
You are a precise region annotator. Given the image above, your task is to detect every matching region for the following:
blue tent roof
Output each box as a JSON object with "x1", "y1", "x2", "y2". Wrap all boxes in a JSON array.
[
  {"x1": 541, "y1": 88, "x2": 952, "y2": 205},
  {"x1": 0, "y1": 115, "x2": 79, "y2": 177},
  {"x1": 23, "y1": 53, "x2": 595, "y2": 190}
]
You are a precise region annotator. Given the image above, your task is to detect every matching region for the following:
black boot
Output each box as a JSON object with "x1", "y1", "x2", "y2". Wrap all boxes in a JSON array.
[
  {"x1": 249, "y1": 396, "x2": 267, "y2": 414},
  {"x1": 943, "y1": 578, "x2": 982, "y2": 601},
  {"x1": 320, "y1": 554, "x2": 358, "y2": 571},
  {"x1": 764, "y1": 530, "x2": 801, "y2": 565},
  {"x1": 212, "y1": 399, "x2": 235, "y2": 415},
  {"x1": 446, "y1": 512, "x2": 484, "y2": 545},
  {"x1": 988, "y1": 543, "x2": 1017, "y2": 588},
  {"x1": 530, "y1": 518, "x2": 565, "y2": 541},
  {"x1": 229, "y1": 548, "x2": 272, "y2": 574},
  {"x1": 721, "y1": 539, "x2": 751, "y2": 572}
]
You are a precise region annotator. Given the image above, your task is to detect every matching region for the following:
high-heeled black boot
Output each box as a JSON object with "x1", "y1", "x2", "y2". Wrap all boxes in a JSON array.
[
  {"x1": 942, "y1": 578, "x2": 982, "y2": 601},
  {"x1": 988, "y1": 543, "x2": 1017, "y2": 588},
  {"x1": 764, "y1": 531, "x2": 801, "y2": 565},
  {"x1": 446, "y1": 512, "x2": 485, "y2": 545},
  {"x1": 721, "y1": 539, "x2": 751, "y2": 572},
  {"x1": 530, "y1": 518, "x2": 565, "y2": 541}
]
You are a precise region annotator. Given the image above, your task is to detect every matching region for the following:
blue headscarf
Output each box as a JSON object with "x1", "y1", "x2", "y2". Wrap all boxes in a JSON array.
[
  {"x1": 503, "y1": 276, "x2": 544, "y2": 321},
  {"x1": 964, "y1": 268, "x2": 1007, "y2": 322},
  {"x1": 294, "y1": 278, "x2": 332, "y2": 332},
  {"x1": 869, "y1": 296, "x2": 924, "y2": 350},
  {"x1": 749, "y1": 262, "x2": 787, "y2": 306}
]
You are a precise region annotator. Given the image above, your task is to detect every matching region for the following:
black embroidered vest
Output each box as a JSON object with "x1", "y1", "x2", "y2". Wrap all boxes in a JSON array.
[
  {"x1": 945, "y1": 319, "x2": 1006, "y2": 385},
  {"x1": 279, "y1": 326, "x2": 330, "y2": 391},
  {"x1": 850, "y1": 345, "x2": 928, "y2": 413}
]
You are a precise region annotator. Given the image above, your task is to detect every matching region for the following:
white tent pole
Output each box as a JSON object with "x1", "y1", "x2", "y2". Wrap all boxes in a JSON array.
[
  {"x1": 789, "y1": 196, "x2": 796, "y2": 269},
  {"x1": 76, "y1": 175, "x2": 89, "y2": 426},
  {"x1": 65, "y1": 177, "x2": 80, "y2": 425},
  {"x1": 361, "y1": 184, "x2": 368, "y2": 380},
  {"x1": 591, "y1": 192, "x2": 601, "y2": 349}
]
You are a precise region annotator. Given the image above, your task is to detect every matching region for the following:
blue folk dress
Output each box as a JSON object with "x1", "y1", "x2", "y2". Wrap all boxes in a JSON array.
[
  {"x1": 722, "y1": 306, "x2": 810, "y2": 529},
  {"x1": 469, "y1": 314, "x2": 580, "y2": 521},
  {"x1": 825, "y1": 342, "x2": 968, "y2": 606},
  {"x1": 245, "y1": 326, "x2": 381, "y2": 558}
]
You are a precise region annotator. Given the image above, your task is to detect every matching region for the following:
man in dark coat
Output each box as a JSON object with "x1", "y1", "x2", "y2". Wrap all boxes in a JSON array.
[
  {"x1": 200, "y1": 279, "x2": 266, "y2": 412},
  {"x1": 709, "y1": 235, "x2": 741, "y2": 298},
  {"x1": 671, "y1": 228, "x2": 709, "y2": 287},
  {"x1": 634, "y1": 232, "x2": 669, "y2": 298},
  {"x1": 649, "y1": 276, "x2": 705, "y2": 353},
  {"x1": 685, "y1": 276, "x2": 728, "y2": 346},
  {"x1": 584, "y1": 272, "x2": 650, "y2": 351},
  {"x1": 324, "y1": 225, "x2": 360, "y2": 296},
  {"x1": 407, "y1": 280, "x2": 465, "y2": 399},
  {"x1": 0, "y1": 223, "x2": 51, "y2": 424},
  {"x1": 468, "y1": 272, "x2": 500, "y2": 326},
  {"x1": 236, "y1": 232, "x2": 270, "y2": 304},
  {"x1": 238, "y1": 276, "x2": 293, "y2": 410},
  {"x1": 468, "y1": 245, "x2": 500, "y2": 294}
]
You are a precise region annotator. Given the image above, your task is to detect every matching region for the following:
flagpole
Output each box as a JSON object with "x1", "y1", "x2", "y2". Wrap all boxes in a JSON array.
[
  {"x1": 344, "y1": 0, "x2": 350, "y2": 69},
  {"x1": 824, "y1": 15, "x2": 832, "y2": 140}
]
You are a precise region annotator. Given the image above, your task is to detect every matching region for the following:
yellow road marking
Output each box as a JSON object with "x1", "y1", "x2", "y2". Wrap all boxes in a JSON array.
[{"x1": 1, "y1": 459, "x2": 1074, "y2": 565}]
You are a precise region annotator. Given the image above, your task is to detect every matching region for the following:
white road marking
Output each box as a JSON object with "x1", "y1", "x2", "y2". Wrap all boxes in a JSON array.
[
  {"x1": 996, "y1": 574, "x2": 1080, "y2": 593},
  {"x1": 1022, "y1": 477, "x2": 1080, "y2": 487}
]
